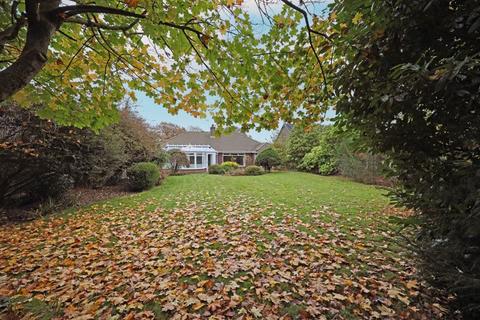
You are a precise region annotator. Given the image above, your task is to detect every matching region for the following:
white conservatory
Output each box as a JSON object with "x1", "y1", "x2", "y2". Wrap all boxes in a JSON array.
[{"x1": 164, "y1": 144, "x2": 217, "y2": 170}]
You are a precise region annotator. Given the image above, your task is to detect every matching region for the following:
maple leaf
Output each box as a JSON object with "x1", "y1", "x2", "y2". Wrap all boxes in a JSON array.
[{"x1": 405, "y1": 280, "x2": 418, "y2": 289}]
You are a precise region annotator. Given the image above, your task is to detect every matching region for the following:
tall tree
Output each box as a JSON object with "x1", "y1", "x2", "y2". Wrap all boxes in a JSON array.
[{"x1": 0, "y1": 0, "x2": 332, "y2": 130}]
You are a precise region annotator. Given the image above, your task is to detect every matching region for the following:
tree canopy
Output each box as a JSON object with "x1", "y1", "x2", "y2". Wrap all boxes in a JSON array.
[{"x1": 0, "y1": 0, "x2": 332, "y2": 130}]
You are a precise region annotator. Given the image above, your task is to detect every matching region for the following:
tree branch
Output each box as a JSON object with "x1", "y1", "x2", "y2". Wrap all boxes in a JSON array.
[
  {"x1": 0, "y1": 0, "x2": 61, "y2": 101},
  {"x1": 0, "y1": 16, "x2": 26, "y2": 49},
  {"x1": 158, "y1": 20, "x2": 204, "y2": 37},
  {"x1": 64, "y1": 17, "x2": 140, "y2": 32},
  {"x1": 50, "y1": 5, "x2": 145, "y2": 19},
  {"x1": 279, "y1": 0, "x2": 330, "y2": 95}
]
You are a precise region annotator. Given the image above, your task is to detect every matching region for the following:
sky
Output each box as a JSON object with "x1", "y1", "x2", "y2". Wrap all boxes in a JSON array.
[{"x1": 135, "y1": 0, "x2": 332, "y2": 143}]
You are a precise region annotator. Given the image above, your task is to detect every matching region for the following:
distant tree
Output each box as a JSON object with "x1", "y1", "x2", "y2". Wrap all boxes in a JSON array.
[
  {"x1": 152, "y1": 123, "x2": 185, "y2": 142},
  {"x1": 255, "y1": 147, "x2": 281, "y2": 172},
  {"x1": 167, "y1": 149, "x2": 189, "y2": 174},
  {"x1": 285, "y1": 125, "x2": 323, "y2": 168},
  {"x1": 114, "y1": 105, "x2": 160, "y2": 165},
  {"x1": 187, "y1": 126, "x2": 204, "y2": 132}
]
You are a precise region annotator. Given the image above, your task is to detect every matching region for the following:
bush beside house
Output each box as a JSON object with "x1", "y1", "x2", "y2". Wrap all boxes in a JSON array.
[
  {"x1": 208, "y1": 164, "x2": 264, "y2": 176},
  {"x1": 284, "y1": 125, "x2": 323, "y2": 168},
  {"x1": 255, "y1": 147, "x2": 281, "y2": 172},
  {"x1": 220, "y1": 161, "x2": 240, "y2": 172},
  {"x1": 245, "y1": 165, "x2": 264, "y2": 176},
  {"x1": 299, "y1": 126, "x2": 337, "y2": 175},
  {"x1": 208, "y1": 164, "x2": 226, "y2": 175},
  {"x1": 126, "y1": 162, "x2": 160, "y2": 191}
]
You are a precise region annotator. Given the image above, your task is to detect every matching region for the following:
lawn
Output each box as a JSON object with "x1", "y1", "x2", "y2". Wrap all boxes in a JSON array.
[{"x1": 0, "y1": 172, "x2": 447, "y2": 319}]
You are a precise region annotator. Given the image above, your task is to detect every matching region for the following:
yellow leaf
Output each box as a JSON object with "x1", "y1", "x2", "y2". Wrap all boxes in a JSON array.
[
  {"x1": 330, "y1": 11, "x2": 337, "y2": 21},
  {"x1": 352, "y1": 12, "x2": 363, "y2": 25}
]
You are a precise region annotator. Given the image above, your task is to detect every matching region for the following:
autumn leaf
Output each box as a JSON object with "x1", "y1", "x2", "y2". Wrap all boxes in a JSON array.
[
  {"x1": 352, "y1": 12, "x2": 363, "y2": 25},
  {"x1": 125, "y1": 0, "x2": 139, "y2": 8}
]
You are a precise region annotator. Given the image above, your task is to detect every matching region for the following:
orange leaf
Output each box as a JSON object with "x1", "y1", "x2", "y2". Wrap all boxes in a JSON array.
[{"x1": 126, "y1": 0, "x2": 139, "y2": 8}]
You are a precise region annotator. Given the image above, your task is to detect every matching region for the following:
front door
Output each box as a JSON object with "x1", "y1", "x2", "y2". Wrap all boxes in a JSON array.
[{"x1": 207, "y1": 154, "x2": 212, "y2": 166}]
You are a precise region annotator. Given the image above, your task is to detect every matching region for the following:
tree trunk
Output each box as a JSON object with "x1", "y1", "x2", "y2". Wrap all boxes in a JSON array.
[{"x1": 0, "y1": 1, "x2": 61, "y2": 101}]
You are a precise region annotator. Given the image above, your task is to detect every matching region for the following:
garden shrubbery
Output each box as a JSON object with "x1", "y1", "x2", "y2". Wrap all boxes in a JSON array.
[
  {"x1": 209, "y1": 164, "x2": 265, "y2": 176},
  {"x1": 220, "y1": 161, "x2": 240, "y2": 172},
  {"x1": 298, "y1": 127, "x2": 337, "y2": 175},
  {"x1": 208, "y1": 164, "x2": 226, "y2": 175},
  {"x1": 0, "y1": 103, "x2": 168, "y2": 218},
  {"x1": 126, "y1": 162, "x2": 160, "y2": 191},
  {"x1": 245, "y1": 165, "x2": 264, "y2": 176},
  {"x1": 255, "y1": 147, "x2": 281, "y2": 172},
  {"x1": 226, "y1": 168, "x2": 245, "y2": 176},
  {"x1": 330, "y1": 1, "x2": 480, "y2": 316},
  {"x1": 278, "y1": 124, "x2": 388, "y2": 184}
]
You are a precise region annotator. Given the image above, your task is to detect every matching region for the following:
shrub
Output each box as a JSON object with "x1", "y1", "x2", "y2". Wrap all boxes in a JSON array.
[
  {"x1": 256, "y1": 147, "x2": 281, "y2": 172},
  {"x1": 245, "y1": 165, "x2": 264, "y2": 176},
  {"x1": 220, "y1": 161, "x2": 239, "y2": 172},
  {"x1": 227, "y1": 168, "x2": 245, "y2": 176},
  {"x1": 299, "y1": 127, "x2": 337, "y2": 175},
  {"x1": 300, "y1": 145, "x2": 337, "y2": 175},
  {"x1": 208, "y1": 164, "x2": 226, "y2": 175},
  {"x1": 0, "y1": 104, "x2": 86, "y2": 208},
  {"x1": 126, "y1": 162, "x2": 160, "y2": 191},
  {"x1": 271, "y1": 140, "x2": 288, "y2": 168}
]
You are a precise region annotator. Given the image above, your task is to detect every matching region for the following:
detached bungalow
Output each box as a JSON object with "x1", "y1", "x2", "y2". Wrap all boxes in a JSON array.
[{"x1": 164, "y1": 126, "x2": 268, "y2": 173}]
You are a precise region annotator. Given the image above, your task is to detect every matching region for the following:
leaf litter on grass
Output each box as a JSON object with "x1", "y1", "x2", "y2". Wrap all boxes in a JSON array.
[{"x1": 0, "y1": 193, "x2": 449, "y2": 319}]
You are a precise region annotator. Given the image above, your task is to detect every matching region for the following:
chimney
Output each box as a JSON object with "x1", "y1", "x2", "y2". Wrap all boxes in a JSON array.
[{"x1": 210, "y1": 125, "x2": 215, "y2": 137}]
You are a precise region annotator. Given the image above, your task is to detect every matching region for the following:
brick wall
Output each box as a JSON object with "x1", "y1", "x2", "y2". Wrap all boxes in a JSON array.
[{"x1": 245, "y1": 153, "x2": 255, "y2": 166}]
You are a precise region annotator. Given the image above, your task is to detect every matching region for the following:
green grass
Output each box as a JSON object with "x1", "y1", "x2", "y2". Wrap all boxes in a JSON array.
[
  {"x1": 96, "y1": 172, "x2": 389, "y2": 215},
  {"x1": 1, "y1": 172, "x2": 444, "y2": 319}
]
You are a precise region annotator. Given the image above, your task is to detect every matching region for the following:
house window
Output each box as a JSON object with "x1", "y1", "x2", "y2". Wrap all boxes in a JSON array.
[
  {"x1": 196, "y1": 155, "x2": 203, "y2": 165},
  {"x1": 188, "y1": 153, "x2": 195, "y2": 166},
  {"x1": 223, "y1": 153, "x2": 244, "y2": 166}
]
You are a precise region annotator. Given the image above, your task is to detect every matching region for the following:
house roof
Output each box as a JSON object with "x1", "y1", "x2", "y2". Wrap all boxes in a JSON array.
[
  {"x1": 275, "y1": 123, "x2": 293, "y2": 143},
  {"x1": 165, "y1": 130, "x2": 264, "y2": 153}
]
